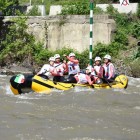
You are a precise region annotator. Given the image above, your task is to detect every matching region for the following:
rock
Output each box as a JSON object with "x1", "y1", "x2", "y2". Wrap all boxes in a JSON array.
[{"x1": 0, "y1": 65, "x2": 33, "y2": 75}]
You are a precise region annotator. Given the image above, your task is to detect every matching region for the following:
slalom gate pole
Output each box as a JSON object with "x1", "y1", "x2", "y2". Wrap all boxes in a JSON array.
[{"x1": 89, "y1": 0, "x2": 94, "y2": 66}]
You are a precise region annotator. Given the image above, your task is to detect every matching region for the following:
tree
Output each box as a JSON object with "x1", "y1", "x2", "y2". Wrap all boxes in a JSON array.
[
  {"x1": 0, "y1": 17, "x2": 36, "y2": 65},
  {"x1": 0, "y1": 0, "x2": 19, "y2": 15}
]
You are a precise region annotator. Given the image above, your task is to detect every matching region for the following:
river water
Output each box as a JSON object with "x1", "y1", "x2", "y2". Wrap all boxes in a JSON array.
[{"x1": 0, "y1": 75, "x2": 140, "y2": 140}]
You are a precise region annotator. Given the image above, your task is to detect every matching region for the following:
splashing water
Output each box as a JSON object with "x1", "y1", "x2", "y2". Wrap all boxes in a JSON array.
[{"x1": 0, "y1": 75, "x2": 140, "y2": 140}]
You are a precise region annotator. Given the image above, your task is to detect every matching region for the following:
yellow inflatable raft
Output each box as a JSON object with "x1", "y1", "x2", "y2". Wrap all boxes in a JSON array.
[{"x1": 10, "y1": 74, "x2": 128, "y2": 95}]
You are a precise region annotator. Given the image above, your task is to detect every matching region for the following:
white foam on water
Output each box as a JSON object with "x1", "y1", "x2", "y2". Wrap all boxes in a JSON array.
[
  {"x1": 136, "y1": 85, "x2": 140, "y2": 88},
  {"x1": 113, "y1": 88, "x2": 124, "y2": 92},
  {"x1": 16, "y1": 94, "x2": 39, "y2": 100},
  {"x1": 122, "y1": 127, "x2": 137, "y2": 134},
  {"x1": 0, "y1": 75, "x2": 7, "y2": 77},
  {"x1": 134, "y1": 106, "x2": 140, "y2": 110},
  {"x1": 74, "y1": 86, "x2": 94, "y2": 93},
  {"x1": 5, "y1": 85, "x2": 13, "y2": 95},
  {"x1": 51, "y1": 88, "x2": 65, "y2": 94},
  {"x1": 95, "y1": 118, "x2": 104, "y2": 124},
  {"x1": 128, "y1": 77, "x2": 140, "y2": 86},
  {"x1": 69, "y1": 138, "x2": 106, "y2": 140},
  {"x1": 61, "y1": 126, "x2": 74, "y2": 130},
  {"x1": 16, "y1": 100, "x2": 34, "y2": 105}
]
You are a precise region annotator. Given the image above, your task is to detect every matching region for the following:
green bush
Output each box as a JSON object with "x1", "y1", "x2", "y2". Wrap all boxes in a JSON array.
[
  {"x1": 0, "y1": 0, "x2": 19, "y2": 15},
  {"x1": 33, "y1": 47, "x2": 53, "y2": 65},
  {"x1": 33, "y1": 47, "x2": 89, "y2": 69},
  {"x1": 61, "y1": 1, "x2": 103, "y2": 15},
  {"x1": 92, "y1": 42, "x2": 126, "y2": 59},
  {"x1": 61, "y1": 2, "x2": 89, "y2": 15},
  {"x1": 106, "y1": 5, "x2": 134, "y2": 33},
  {"x1": 26, "y1": 5, "x2": 41, "y2": 16},
  {"x1": 76, "y1": 49, "x2": 89, "y2": 68},
  {"x1": 133, "y1": 46, "x2": 140, "y2": 59},
  {"x1": 130, "y1": 58, "x2": 140, "y2": 78},
  {"x1": 137, "y1": 3, "x2": 140, "y2": 18},
  {"x1": 92, "y1": 43, "x2": 109, "y2": 58},
  {"x1": 132, "y1": 22, "x2": 140, "y2": 39},
  {"x1": 0, "y1": 17, "x2": 37, "y2": 65},
  {"x1": 106, "y1": 4, "x2": 118, "y2": 15},
  {"x1": 114, "y1": 29, "x2": 128, "y2": 45}
]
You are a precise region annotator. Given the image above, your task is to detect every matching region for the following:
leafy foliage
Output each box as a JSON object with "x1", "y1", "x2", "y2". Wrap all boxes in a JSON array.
[
  {"x1": 132, "y1": 22, "x2": 140, "y2": 39},
  {"x1": 0, "y1": 0, "x2": 19, "y2": 15},
  {"x1": 0, "y1": 17, "x2": 36, "y2": 65},
  {"x1": 61, "y1": 1, "x2": 103, "y2": 15},
  {"x1": 114, "y1": 29, "x2": 128, "y2": 45},
  {"x1": 130, "y1": 58, "x2": 140, "y2": 77},
  {"x1": 92, "y1": 42, "x2": 126, "y2": 59},
  {"x1": 133, "y1": 45, "x2": 140, "y2": 59},
  {"x1": 137, "y1": 3, "x2": 140, "y2": 18},
  {"x1": 26, "y1": 5, "x2": 41, "y2": 16}
]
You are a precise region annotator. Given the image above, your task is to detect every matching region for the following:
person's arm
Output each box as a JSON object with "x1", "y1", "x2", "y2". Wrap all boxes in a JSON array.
[
  {"x1": 66, "y1": 56, "x2": 79, "y2": 64},
  {"x1": 50, "y1": 68, "x2": 62, "y2": 76},
  {"x1": 86, "y1": 75, "x2": 93, "y2": 85},
  {"x1": 37, "y1": 64, "x2": 47, "y2": 75},
  {"x1": 63, "y1": 63, "x2": 68, "y2": 73}
]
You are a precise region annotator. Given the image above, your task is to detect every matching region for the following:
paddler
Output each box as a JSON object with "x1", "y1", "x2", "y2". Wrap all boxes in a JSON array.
[
  {"x1": 102, "y1": 54, "x2": 115, "y2": 82},
  {"x1": 52, "y1": 54, "x2": 67, "y2": 82},
  {"x1": 74, "y1": 66, "x2": 94, "y2": 85},
  {"x1": 63, "y1": 66, "x2": 93, "y2": 85},
  {"x1": 63, "y1": 52, "x2": 80, "y2": 78},
  {"x1": 37, "y1": 57, "x2": 55, "y2": 79},
  {"x1": 90, "y1": 56, "x2": 104, "y2": 84}
]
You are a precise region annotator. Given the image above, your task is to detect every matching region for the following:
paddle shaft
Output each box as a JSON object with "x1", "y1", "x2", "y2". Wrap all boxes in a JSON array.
[{"x1": 102, "y1": 78, "x2": 112, "y2": 88}]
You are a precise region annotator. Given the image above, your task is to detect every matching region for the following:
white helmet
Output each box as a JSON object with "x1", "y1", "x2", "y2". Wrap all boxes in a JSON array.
[
  {"x1": 49, "y1": 57, "x2": 55, "y2": 62},
  {"x1": 69, "y1": 53, "x2": 75, "y2": 57},
  {"x1": 104, "y1": 54, "x2": 111, "y2": 60},
  {"x1": 54, "y1": 54, "x2": 60, "y2": 59},
  {"x1": 95, "y1": 56, "x2": 101, "y2": 62},
  {"x1": 86, "y1": 66, "x2": 92, "y2": 72}
]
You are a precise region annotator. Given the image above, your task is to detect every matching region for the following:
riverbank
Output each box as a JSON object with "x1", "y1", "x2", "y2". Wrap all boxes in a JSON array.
[
  {"x1": 0, "y1": 57, "x2": 134, "y2": 77},
  {"x1": 0, "y1": 5, "x2": 140, "y2": 77}
]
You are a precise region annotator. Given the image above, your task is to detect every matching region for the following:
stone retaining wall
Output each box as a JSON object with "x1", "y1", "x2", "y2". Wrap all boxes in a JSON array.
[{"x1": 4, "y1": 15, "x2": 116, "y2": 52}]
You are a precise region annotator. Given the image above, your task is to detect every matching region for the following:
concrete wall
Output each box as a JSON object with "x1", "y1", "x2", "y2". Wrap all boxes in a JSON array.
[
  {"x1": 49, "y1": 5, "x2": 62, "y2": 16},
  {"x1": 49, "y1": 3, "x2": 138, "y2": 16},
  {"x1": 3, "y1": 15, "x2": 116, "y2": 52},
  {"x1": 26, "y1": 15, "x2": 116, "y2": 52}
]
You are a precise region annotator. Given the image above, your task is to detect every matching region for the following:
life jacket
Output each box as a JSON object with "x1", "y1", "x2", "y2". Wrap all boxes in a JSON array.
[
  {"x1": 94, "y1": 65, "x2": 104, "y2": 78},
  {"x1": 67, "y1": 61, "x2": 80, "y2": 75},
  {"x1": 54, "y1": 62, "x2": 65, "y2": 76},
  {"x1": 103, "y1": 62, "x2": 115, "y2": 79},
  {"x1": 38, "y1": 64, "x2": 54, "y2": 79},
  {"x1": 75, "y1": 73, "x2": 88, "y2": 84}
]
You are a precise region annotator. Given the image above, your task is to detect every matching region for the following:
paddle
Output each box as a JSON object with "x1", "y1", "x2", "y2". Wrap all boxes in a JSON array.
[
  {"x1": 102, "y1": 77, "x2": 124, "y2": 85},
  {"x1": 101, "y1": 77, "x2": 112, "y2": 88},
  {"x1": 93, "y1": 75, "x2": 112, "y2": 88}
]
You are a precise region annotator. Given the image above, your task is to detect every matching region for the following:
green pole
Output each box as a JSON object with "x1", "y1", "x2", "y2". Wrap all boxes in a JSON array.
[{"x1": 89, "y1": 0, "x2": 93, "y2": 66}]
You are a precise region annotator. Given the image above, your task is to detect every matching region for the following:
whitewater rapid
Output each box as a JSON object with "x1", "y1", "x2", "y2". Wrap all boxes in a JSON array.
[{"x1": 0, "y1": 75, "x2": 140, "y2": 140}]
